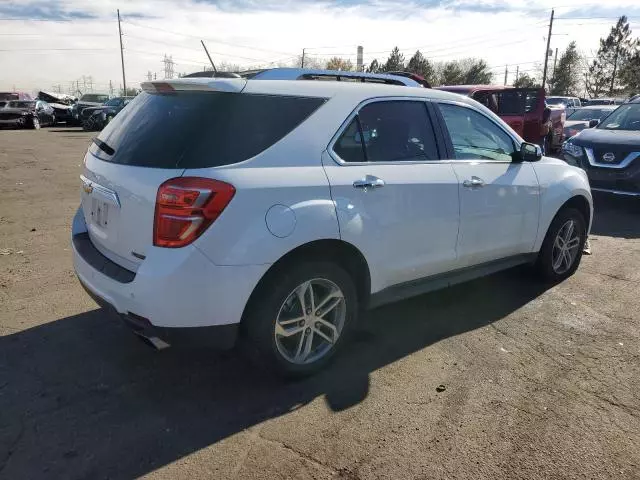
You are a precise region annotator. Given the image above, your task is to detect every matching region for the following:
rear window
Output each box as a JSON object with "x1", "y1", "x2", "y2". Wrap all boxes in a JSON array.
[{"x1": 90, "y1": 91, "x2": 325, "y2": 168}]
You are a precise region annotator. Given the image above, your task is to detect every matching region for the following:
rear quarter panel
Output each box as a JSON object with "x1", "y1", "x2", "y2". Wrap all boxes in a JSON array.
[
  {"x1": 189, "y1": 165, "x2": 340, "y2": 266},
  {"x1": 532, "y1": 159, "x2": 592, "y2": 251}
]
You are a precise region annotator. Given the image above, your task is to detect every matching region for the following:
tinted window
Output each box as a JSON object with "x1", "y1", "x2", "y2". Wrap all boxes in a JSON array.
[
  {"x1": 90, "y1": 91, "x2": 325, "y2": 168},
  {"x1": 81, "y1": 94, "x2": 110, "y2": 103},
  {"x1": 568, "y1": 108, "x2": 610, "y2": 121},
  {"x1": 474, "y1": 91, "x2": 526, "y2": 116},
  {"x1": 334, "y1": 101, "x2": 439, "y2": 163},
  {"x1": 8, "y1": 101, "x2": 35, "y2": 109},
  {"x1": 438, "y1": 103, "x2": 516, "y2": 161},
  {"x1": 334, "y1": 118, "x2": 366, "y2": 163}
]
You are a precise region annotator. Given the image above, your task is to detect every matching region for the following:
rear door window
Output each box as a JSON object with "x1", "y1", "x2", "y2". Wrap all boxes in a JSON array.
[
  {"x1": 89, "y1": 91, "x2": 326, "y2": 168},
  {"x1": 333, "y1": 100, "x2": 440, "y2": 163}
]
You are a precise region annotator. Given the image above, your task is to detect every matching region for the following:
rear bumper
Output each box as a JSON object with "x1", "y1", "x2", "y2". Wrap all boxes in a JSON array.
[
  {"x1": 78, "y1": 278, "x2": 239, "y2": 349},
  {"x1": 71, "y1": 208, "x2": 269, "y2": 342}
]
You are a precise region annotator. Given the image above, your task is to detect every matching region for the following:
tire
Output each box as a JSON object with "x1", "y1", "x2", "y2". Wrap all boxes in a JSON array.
[
  {"x1": 82, "y1": 120, "x2": 92, "y2": 131},
  {"x1": 243, "y1": 261, "x2": 358, "y2": 377},
  {"x1": 536, "y1": 207, "x2": 587, "y2": 282},
  {"x1": 50, "y1": 115, "x2": 56, "y2": 126},
  {"x1": 30, "y1": 117, "x2": 40, "y2": 130}
]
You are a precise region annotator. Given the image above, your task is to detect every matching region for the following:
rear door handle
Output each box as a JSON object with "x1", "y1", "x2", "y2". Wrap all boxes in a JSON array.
[
  {"x1": 353, "y1": 175, "x2": 385, "y2": 191},
  {"x1": 463, "y1": 176, "x2": 485, "y2": 188}
]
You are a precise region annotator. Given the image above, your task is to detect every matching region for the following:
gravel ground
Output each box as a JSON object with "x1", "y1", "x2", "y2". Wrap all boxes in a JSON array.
[{"x1": 1, "y1": 128, "x2": 639, "y2": 480}]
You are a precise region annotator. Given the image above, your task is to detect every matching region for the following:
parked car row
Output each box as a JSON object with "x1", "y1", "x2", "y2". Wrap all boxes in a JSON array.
[
  {"x1": 0, "y1": 90, "x2": 135, "y2": 130},
  {"x1": 0, "y1": 99, "x2": 57, "y2": 129}
]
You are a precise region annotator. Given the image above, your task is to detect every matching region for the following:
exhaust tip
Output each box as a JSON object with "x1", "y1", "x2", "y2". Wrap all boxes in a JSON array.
[{"x1": 133, "y1": 332, "x2": 171, "y2": 350}]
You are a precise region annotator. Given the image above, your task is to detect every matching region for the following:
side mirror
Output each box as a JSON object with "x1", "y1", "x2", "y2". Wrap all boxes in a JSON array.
[
  {"x1": 520, "y1": 142, "x2": 542, "y2": 162},
  {"x1": 588, "y1": 119, "x2": 599, "y2": 128}
]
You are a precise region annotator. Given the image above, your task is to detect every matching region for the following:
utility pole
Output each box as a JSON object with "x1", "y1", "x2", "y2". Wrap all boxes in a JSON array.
[
  {"x1": 117, "y1": 9, "x2": 127, "y2": 96},
  {"x1": 541, "y1": 8, "x2": 554, "y2": 91},
  {"x1": 301, "y1": 48, "x2": 305, "y2": 68},
  {"x1": 109, "y1": 80, "x2": 114, "y2": 96},
  {"x1": 356, "y1": 46, "x2": 363, "y2": 72},
  {"x1": 551, "y1": 47, "x2": 558, "y2": 93},
  {"x1": 504, "y1": 65, "x2": 508, "y2": 85},
  {"x1": 200, "y1": 40, "x2": 217, "y2": 73},
  {"x1": 515, "y1": 66, "x2": 519, "y2": 82}
]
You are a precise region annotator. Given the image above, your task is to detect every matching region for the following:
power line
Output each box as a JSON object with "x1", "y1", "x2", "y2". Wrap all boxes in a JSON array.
[
  {"x1": 0, "y1": 32, "x2": 113, "y2": 36},
  {"x1": 0, "y1": 48, "x2": 112, "y2": 52},
  {"x1": 122, "y1": 33, "x2": 269, "y2": 62},
  {"x1": 121, "y1": 19, "x2": 296, "y2": 57}
]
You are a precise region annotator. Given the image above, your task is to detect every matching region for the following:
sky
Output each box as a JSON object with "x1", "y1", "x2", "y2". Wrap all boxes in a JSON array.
[{"x1": 1, "y1": 0, "x2": 639, "y2": 95}]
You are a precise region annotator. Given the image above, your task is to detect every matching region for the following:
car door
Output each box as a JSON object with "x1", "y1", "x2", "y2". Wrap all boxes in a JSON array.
[
  {"x1": 435, "y1": 101, "x2": 540, "y2": 268},
  {"x1": 322, "y1": 98, "x2": 460, "y2": 293}
]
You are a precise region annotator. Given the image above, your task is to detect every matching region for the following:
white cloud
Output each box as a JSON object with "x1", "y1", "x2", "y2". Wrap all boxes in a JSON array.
[{"x1": 0, "y1": 0, "x2": 639, "y2": 94}]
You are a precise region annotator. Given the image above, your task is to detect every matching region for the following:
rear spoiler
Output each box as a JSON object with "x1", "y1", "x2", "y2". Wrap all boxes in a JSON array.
[{"x1": 141, "y1": 78, "x2": 247, "y2": 94}]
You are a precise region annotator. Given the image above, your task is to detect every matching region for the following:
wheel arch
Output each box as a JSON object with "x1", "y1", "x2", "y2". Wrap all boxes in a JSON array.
[
  {"x1": 536, "y1": 193, "x2": 592, "y2": 252},
  {"x1": 240, "y1": 239, "x2": 371, "y2": 325}
]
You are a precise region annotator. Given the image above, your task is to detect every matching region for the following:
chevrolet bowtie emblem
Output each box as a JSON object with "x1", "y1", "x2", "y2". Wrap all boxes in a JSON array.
[{"x1": 83, "y1": 182, "x2": 94, "y2": 194}]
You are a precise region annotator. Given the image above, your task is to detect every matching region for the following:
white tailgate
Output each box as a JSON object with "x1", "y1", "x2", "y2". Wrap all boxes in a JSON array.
[{"x1": 81, "y1": 150, "x2": 184, "y2": 271}]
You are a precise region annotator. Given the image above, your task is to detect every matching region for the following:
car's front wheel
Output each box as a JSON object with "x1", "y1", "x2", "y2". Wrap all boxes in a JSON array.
[
  {"x1": 536, "y1": 207, "x2": 587, "y2": 281},
  {"x1": 243, "y1": 261, "x2": 358, "y2": 377},
  {"x1": 30, "y1": 117, "x2": 40, "y2": 130}
]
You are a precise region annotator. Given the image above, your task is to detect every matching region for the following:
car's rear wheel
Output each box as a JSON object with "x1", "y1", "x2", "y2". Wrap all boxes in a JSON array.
[
  {"x1": 536, "y1": 207, "x2": 586, "y2": 282},
  {"x1": 243, "y1": 261, "x2": 357, "y2": 377}
]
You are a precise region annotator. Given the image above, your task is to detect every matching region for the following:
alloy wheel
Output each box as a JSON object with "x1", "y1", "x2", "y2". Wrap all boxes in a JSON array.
[
  {"x1": 274, "y1": 278, "x2": 346, "y2": 365},
  {"x1": 551, "y1": 219, "x2": 581, "y2": 274}
]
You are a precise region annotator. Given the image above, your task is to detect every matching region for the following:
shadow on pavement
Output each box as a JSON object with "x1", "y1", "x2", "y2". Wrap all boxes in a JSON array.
[
  {"x1": 0, "y1": 268, "x2": 548, "y2": 479},
  {"x1": 591, "y1": 193, "x2": 640, "y2": 239}
]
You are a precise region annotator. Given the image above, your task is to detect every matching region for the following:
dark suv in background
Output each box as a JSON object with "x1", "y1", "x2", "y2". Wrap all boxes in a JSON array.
[{"x1": 563, "y1": 99, "x2": 640, "y2": 197}]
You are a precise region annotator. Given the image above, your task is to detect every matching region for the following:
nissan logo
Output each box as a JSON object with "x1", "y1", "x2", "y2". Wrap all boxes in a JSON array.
[{"x1": 602, "y1": 152, "x2": 616, "y2": 162}]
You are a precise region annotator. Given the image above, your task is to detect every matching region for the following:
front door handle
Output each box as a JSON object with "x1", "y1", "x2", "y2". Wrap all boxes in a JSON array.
[
  {"x1": 353, "y1": 175, "x2": 385, "y2": 191},
  {"x1": 463, "y1": 176, "x2": 485, "y2": 188}
]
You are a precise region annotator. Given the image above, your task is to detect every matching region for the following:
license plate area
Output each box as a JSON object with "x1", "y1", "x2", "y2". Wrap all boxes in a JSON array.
[{"x1": 91, "y1": 198, "x2": 110, "y2": 229}]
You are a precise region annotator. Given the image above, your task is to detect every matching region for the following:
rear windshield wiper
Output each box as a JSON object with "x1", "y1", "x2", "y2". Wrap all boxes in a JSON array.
[{"x1": 92, "y1": 138, "x2": 115, "y2": 156}]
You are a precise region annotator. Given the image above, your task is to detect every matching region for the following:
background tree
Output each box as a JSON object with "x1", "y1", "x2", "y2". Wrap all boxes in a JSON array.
[
  {"x1": 459, "y1": 58, "x2": 493, "y2": 84},
  {"x1": 326, "y1": 57, "x2": 353, "y2": 71},
  {"x1": 294, "y1": 54, "x2": 325, "y2": 69},
  {"x1": 620, "y1": 49, "x2": 640, "y2": 94},
  {"x1": 513, "y1": 73, "x2": 538, "y2": 88},
  {"x1": 366, "y1": 59, "x2": 381, "y2": 73},
  {"x1": 406, "y1": 50, "x2": 434, "y2": 84},
  {"x1": 120, "y1": 87, "x2": 138, "y2": 96},
  {"x1": 439, "y1": 61, "x2": 464, "y2": 84},
  {"x1": 585, "y1": 16, "x2": 635, "y2": 95},
  {"x1": 548, "y1": 41, "x2": 581, "y2": 95},
  {"x1": 382, "y1": 47, "x2": 405, "y2": 72},
  {"x1": 432, "y1": 58, "x2": 491, "y2": 85}
]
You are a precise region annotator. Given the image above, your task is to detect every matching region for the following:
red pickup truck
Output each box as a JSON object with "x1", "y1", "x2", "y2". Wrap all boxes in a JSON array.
[{"x1": 434, "y1": 85, "x2": 566, "y2": 152}]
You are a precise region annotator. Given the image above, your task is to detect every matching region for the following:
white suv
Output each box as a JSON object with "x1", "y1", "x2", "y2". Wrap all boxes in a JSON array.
[{"x1": 72, "y1": 77, "x2": 592, "y2": 376}]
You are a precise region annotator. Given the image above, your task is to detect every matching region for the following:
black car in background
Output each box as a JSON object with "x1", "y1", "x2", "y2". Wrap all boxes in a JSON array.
[
  {"x1": 82, "y1": 96, "x2": 134, "y2": 131},
  {"x1": 563, "y1": 100, "x2": 640, "y2": 197},
  {"x1": 0, "y1": 100, "x2": 56, "y2": 129},
  {"x1": 69, "y1": 93, "x2": 110, "y2": 125}
]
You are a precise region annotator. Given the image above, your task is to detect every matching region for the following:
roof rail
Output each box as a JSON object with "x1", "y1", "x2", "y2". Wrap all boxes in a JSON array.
[{"x1": 238, "y1": 68, "x2": 422, "y2": 87}]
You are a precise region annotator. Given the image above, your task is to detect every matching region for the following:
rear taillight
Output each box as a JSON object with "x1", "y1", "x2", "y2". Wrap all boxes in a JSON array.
[{"x1": 153, "y1": 177, "x2": 235, "y2": 248}]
